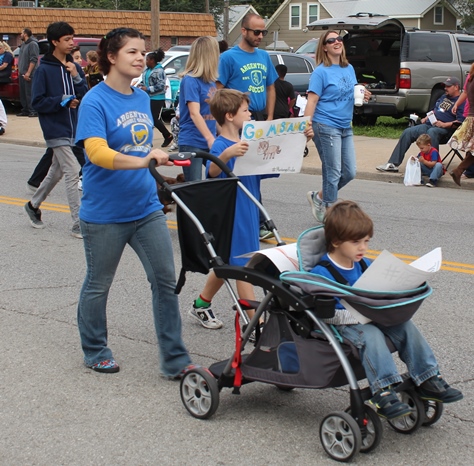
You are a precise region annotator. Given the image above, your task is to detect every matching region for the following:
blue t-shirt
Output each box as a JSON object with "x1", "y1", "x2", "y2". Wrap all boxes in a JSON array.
[
  {"x1": 218, "y1": 46, "x2": 278, "y2": 113},
  {"x1": 207, "y1": 136, "x2": 263, "y2": 266},
  {"x1": 310, "y1": 253, "x2": 371, "y2": 309},
  {"x1": 308, "y1": 63, "x2": 357, "y2": 129},
  {"x1": 178, "y1": 75, "x2": 217, "y2": 150},
  {"x1": 76, "y1": 82, "x2": 162, "y2": 223}
]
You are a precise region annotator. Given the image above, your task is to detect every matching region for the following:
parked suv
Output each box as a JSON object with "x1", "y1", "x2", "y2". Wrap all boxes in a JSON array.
[
  {"x1": 0, "y1": 37, "x2": 100, "y2": 105},
  {"x1": 306, "y1": 14, "x2": 474, "y2": 125}
]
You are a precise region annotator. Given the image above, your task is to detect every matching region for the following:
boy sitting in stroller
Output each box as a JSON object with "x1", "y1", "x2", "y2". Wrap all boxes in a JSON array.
[{"x1": 310, "y1": 201, "x2": 463, "y2": 420}]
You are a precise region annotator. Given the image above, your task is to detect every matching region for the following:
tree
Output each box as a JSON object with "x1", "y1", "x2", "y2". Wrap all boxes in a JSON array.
[{"x1": 449, "y1": 0, "x2": 474, "y2": 30}]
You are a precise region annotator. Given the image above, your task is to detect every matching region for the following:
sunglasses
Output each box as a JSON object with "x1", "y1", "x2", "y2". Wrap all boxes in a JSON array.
[
  {"x1": 244, "y1": 28, "x2": 269, "y2": 37},
  {"x1": 324, "y1": 36, "x2": 343, "y2": 45}
]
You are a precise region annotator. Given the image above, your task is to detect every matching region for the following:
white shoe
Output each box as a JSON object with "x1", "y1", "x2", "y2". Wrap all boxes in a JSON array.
[
  {"x1": 306, "y1": 191, "x2": 325, "y2": 223},
  {"x1": 376, "y1": 163, "x2": 399, "y2": 172},
  {"x1": 168, "y1": 143, "x2": 178, "y2": 152},
  {"x1": 189, "y1": 303, "x2": 223, "y2": 329}
]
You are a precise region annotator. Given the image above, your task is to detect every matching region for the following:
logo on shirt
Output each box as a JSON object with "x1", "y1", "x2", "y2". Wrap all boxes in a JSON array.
[
  {"x1": 131, "y1": 123, "x2": 149, "y2": 146},
  {"x1": 251, "y1": 70, "x2": 263, "y2": 87}
]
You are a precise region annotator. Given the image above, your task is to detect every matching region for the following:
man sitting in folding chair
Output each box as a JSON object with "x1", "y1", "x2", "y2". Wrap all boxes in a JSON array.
[{"x1": 376, "y1": 77, "x2": 465, "y2": 173}]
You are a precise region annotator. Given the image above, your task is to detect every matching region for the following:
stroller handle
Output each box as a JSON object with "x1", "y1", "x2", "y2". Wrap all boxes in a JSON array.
[{"x1": 148, "y1": 151, "x2": 236, "y2": 185}]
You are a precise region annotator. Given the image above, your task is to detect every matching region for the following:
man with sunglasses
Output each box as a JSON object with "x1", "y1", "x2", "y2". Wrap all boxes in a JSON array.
[
  {"x1": 217, "y1": 13, "x2": 278, "y2": 122},
  {"x1": 218, "y1": 13, "x2": 279, "y2": 240},
  {"x1": 376, "y1": 77, "x2": 465, "y2": 173}
]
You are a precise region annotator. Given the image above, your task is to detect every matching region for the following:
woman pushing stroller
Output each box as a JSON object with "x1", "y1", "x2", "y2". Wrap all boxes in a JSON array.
[{"x1": 310, "y1": 201, "x2": 463, "y2": 420}]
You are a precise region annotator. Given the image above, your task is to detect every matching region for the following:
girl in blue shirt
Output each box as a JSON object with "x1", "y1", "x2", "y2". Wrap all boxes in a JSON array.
[
  {"x1": 75, "y1": 28, "x2": 191, "y2": 377},
  {"x1": 178, "y1": 36, "x2": 219, "y2": 181},
  {"x1": 304, "y1": 31, "x2": 370, "y2": 223}
]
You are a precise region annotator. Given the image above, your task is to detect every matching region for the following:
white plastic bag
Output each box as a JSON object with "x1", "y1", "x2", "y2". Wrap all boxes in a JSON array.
[{"x1": 404, "y1": 156, "x2": 422, "y2": 186}]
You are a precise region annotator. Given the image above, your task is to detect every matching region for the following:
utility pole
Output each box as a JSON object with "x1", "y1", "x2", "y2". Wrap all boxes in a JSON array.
[
  {"x1": 151, "y1": 0, "x2": 160, "y2": 49},
  {"x1": 205, "y1": 0, "x2": 210, "y2": 13},
  {"x1": 224, "y1": 0, "x2": 229, "y2": 42}
]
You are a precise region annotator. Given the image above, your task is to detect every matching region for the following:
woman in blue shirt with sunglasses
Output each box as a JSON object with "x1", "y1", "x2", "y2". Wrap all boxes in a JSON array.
[{"x1": 304, "y1": 30, "x2": 370, "y2": 223}]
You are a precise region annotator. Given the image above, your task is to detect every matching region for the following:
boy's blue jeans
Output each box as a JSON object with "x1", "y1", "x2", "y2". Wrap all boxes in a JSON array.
[
  {"x1": 179, "y1": 144, "x2": 205, "y2": 182},
  {"x1": 77, "y1": 210, "x2": 191, "y2": 377},
  {"x1": 338, "y1": 320, "x2": 439, "y2": 394},
  {"x1": 421, "y1": 161, "x2": 444, "y2": 182}
]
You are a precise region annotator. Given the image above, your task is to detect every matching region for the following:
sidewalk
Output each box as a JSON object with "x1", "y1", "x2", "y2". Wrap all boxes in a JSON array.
[{"x1": 1, "y1": 113, "x2": 472, "y2": 190}]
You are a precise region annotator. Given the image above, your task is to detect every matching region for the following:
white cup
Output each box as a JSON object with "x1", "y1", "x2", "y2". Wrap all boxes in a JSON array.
[{"x1": 354, "y1": 84, "x2": 365, "y2": 107}]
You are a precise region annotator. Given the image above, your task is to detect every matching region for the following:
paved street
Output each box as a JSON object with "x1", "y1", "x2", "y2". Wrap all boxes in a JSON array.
[{"x1": 0, "y1": 141, "x2": 473, "y2": 465}]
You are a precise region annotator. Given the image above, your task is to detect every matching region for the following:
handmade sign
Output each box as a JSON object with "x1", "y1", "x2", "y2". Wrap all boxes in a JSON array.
[{"x1": 233, "y1": 117, "x2": 310, "y2": 176}]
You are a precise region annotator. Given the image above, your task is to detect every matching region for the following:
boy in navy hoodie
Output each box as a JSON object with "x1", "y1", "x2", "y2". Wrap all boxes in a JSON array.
[{"x1": 25, "y1": 21, "x2": 87, "y2": 238}]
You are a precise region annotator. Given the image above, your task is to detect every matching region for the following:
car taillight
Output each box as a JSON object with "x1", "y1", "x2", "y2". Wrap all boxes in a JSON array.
[{"x1": 399, "y1": 68, "x2": 411, "y2": 89}]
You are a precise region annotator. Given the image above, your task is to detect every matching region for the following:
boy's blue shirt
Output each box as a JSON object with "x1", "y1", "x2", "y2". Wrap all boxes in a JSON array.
[
  {"x1": 206, "y1": 135, "x2": 276, "y2": 265},
  {"x1": 311, "y1": 253, "x2": 372, "y2": 309}
]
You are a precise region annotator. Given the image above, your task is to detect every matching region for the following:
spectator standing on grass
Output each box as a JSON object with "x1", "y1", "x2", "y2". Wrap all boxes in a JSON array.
[
  {"x1": 178, "y1": 36, "x2": 219, "y2": 181},
  {"x1": 17, "y1": 28, "x2": 39, "y2": 117},
  {"x1": 139, "y1": 48, "x2": 173, "y2": 148},
  {"x1": 376, "y1": 77, "x2": 465, "y2": 173},
  {"x1": 75, "y1": 27, "x2": 191, "y2": 377},
  {"x1": 24, "y1": 21, "x2": 87, "y2": 238},
  {"x1": 305, "y1": 30, "x2": 370, "y2": 223}
]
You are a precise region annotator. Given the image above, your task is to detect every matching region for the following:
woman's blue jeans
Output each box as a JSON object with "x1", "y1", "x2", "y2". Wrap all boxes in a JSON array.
[
  {"x1": 339, "y1": 320, "x2": 439, "y2": 394},
  {"x1": 77, "y1": 210, "x2": 191, "y2": 377},
  {"x1": 312, "y1": 123, "x2": 356, "y2": 205},
  {"x1": 178, "y1": 144, "x2": 206, "y2": 181}
]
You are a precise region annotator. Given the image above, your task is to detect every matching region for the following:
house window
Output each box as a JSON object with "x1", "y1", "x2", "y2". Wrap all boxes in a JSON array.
[
  {"x1": 290, "y1": 4, "x2": 302, "y2": 29},
  {"x1": 434, "y1": 6, "x2": 444, "y2": 25},
  {"x1": 307, "y1": 3, "x2": 319, "y2": 25},
  {"x1": 170, "y1": 37, "x2": 178, "y2": 47}
]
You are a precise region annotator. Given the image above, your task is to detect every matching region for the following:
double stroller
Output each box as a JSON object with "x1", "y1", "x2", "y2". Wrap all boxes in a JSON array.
[{"x1": 150, "y1": 153, "x2": 442, "y2": 462}]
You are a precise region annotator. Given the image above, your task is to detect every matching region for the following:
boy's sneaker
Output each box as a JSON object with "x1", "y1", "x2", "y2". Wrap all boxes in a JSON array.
[
  {"x1": 24, "y1": 202, "x2": 45, "y2": 229},
  {"x1": 168, "y1": 142, "x2": 178, "y2": 152},
  {"x1": 27, "y1": 182, "x2": 38, "y2": 193},
  {"x1": 306, "y1": 191, "x2": 325, "y2": 223},
  {"x1": 417, "y1": 375, "x2": 463, "y2": 403},
  {"x1": 86, "y1": 358, "x2": 120, "y2": 373},
  {"x1": 71, "y1": 224, "x2": 83, "y2": 239},
  {"x1": 367, "y1": 386, "x2": 412, "y2": 420},
  {"x1": 376, "y1": 163, "x2": 399, "y2": 172},
  {"x1": 0, "y1": 126, "x2": 5, "y2": 136},
  {"x1": 189, "y1": 302, "x2": 223, "y2": 329},
  {"x1": 425, "y1": 180, "x2": 437, "y2": 188},
  {"x1": 259, "y1": 227, "x2": 274, "y2": 240},
  {"x1": 78, "y1": 176, "x2": 83, "y2": 191}
]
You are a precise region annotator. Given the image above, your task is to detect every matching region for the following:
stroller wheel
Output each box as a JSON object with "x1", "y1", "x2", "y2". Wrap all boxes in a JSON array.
[
  {"x1": 386, "y1": 390, "x2": 424, "y2": 434},
  {"x1": 345, "y1": 406, "x2": 383, "y2": 453},
  {"x1": 422, "y1": 400, "x2": 444, "y2": 427},
  {"x1": 180, "y1": 367, "x2": 219, "y2": 419},
  {"x1": 320, "y1": 411, "x2": 361, "y2": 462}
]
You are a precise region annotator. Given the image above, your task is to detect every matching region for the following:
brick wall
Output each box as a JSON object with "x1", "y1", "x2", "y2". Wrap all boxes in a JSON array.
[{"x1": 0, "y1": 0, "x2": 13, "y2": 6}]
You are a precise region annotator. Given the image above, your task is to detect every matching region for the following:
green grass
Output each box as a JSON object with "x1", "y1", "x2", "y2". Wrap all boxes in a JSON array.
[{"x1": 353, "y1": 116, "x2": 407, "y2": 139}]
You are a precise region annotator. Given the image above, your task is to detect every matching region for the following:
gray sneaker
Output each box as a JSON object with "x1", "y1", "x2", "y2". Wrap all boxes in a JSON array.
[
  {"x1": 376, "y1": 163, "x2": 399, "y2": 172},
  {"x1": 306, "y1": 191, "x2": 325, "y2": 223},
  {"x1": 24, "y1": 202, "x2": 45, "y2": 229},
  {"x1": 71, "y1": 224, "x2": 83, "y2": 239}
]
